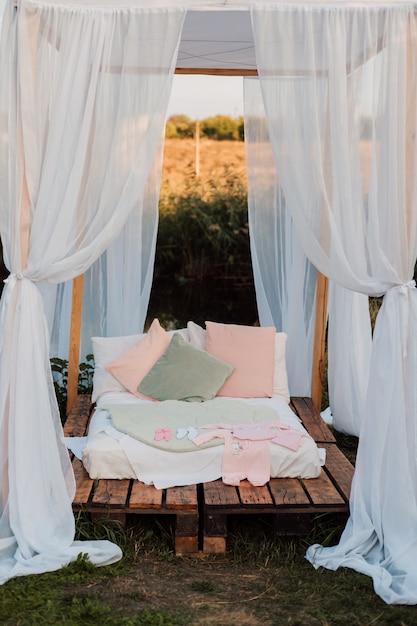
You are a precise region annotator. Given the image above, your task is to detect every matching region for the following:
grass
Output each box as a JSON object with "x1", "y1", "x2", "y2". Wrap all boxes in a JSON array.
[{"x1": 1, "y1": 512, "x2": 417, "y2": 625}]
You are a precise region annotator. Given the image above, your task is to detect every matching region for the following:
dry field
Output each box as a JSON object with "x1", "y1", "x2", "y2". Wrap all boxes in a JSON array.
[
  {"x1": 161, "y1": 137, "x2": 247, "y2": 195},
  {"x1": 161, "y1": 137, "x2": 373, "y2": 196}
]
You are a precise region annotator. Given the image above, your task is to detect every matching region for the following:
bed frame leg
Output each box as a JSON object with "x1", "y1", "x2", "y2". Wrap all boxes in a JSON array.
[
  {"x1": 174, "y1": 513, "x2": 199, "y2": 555},
  {"x1": 203, "y1": 512, "x2": 227, "y2": 554}
]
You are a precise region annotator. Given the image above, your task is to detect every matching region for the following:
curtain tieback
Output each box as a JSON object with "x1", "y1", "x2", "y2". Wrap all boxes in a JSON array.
[
  {"x1": 388, "y1": 279, "x2": 416, "y2": 295},
  {"x1": 398, "y1": 279, "x2": 416, "y2": 294},
  {"x1": 387, "y1": 280, "x2": 416, "y2": 358},
  {"x1": 3, "y1": 272, "x2": 25, "y2": 285}
]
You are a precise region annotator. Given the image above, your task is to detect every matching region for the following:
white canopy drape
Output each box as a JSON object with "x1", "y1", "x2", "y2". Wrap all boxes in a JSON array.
[
  {"x1": 0, "y1": 0, "x2": 185, "y2": 583},
  {"x1": 48, "y1": 143, "x2": 164, "y2": 362},
  {"x1": 243, "y1": 76, "x2": 317, "y2": 396},
  {"x1": 252, "y1": 2, "x2": 417, "y2": 604},
  {"x1": 327, "y1": 282, "x2": 372, "y2": 436}
]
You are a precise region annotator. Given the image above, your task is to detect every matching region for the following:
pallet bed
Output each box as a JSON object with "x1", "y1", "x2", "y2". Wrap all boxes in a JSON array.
[{"x1": 64, "y1": 395, "x2": 354, "y2": 555}]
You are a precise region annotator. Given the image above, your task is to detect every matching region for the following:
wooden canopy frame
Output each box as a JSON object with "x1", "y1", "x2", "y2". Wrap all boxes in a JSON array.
[
  {"x1": 67, "y1": 275, "x2": 328, "y2": 413},
  {"x1": 65, "y1": 67, "x2": 329, "y2": 415}
]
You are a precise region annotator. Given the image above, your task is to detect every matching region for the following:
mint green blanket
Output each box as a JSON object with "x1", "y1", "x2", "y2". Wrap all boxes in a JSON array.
[{"x1": 102, "y1": 398, "x2": 279, "y2": 452}]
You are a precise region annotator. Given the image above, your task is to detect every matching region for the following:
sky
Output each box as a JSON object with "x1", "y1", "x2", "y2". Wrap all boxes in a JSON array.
[{"x1": 167, "y1": 75, "x2": 244, "y2": 120}]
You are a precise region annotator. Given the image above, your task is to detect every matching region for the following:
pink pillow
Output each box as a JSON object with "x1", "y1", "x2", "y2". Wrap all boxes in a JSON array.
[
  {"x1": 106, "y1": 318, "x2": 171, "y2": 397},
  {"x1": 205, "y1": 322, "x2": 276, "y2": 398}
]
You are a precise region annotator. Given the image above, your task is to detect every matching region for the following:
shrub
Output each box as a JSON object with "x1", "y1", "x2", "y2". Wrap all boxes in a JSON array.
[
  {"x1": 165, "y1": 114, "x2": 194, "y2": 138},
  {"x1": 156, "y1": 169, "x2": 251, "y2": 281},
  {"x1": 200, "y1": 114, "x2": 242, "y2": 141},
  {"x1": 51, "y1": 354, "x2": 94, "y2": 421}
]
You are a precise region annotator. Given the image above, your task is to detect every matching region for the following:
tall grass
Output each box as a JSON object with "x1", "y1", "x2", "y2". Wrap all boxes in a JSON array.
[{"x1": 156, "y1": 169, "x2": 251, "y2": 282}]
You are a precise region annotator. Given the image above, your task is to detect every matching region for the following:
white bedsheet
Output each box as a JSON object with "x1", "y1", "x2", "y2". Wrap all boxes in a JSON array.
[{"x1": 81, "y1": 392, "x2": 325, "y2": 489}]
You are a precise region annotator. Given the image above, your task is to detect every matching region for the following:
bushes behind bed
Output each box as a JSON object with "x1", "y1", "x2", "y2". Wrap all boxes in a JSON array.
[
  {"x1": 156, "y1": 168, "x2": 251, "y2": 284},
  {"x1": 51, "y1": 354, "x2": 94, "y2": 422}
]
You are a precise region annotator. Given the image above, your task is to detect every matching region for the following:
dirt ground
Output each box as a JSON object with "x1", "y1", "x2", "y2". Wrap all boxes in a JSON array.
[
  {"x1": 104, "y1": 554, "x2": 282, "y2": 625},
  {"x1": 72, "y1": 535, "x2": 414, "y2": 626}
]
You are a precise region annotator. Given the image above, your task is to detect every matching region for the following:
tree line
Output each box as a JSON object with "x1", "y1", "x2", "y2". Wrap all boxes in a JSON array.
[{"x1": 166, "y1": 114, "x2": 244, "y2": 141}]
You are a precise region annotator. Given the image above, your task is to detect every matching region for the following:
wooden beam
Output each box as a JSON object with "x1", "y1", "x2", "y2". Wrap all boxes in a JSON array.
[
  {"x1": 311, "y1": 271, "x2": 328, "y2": 412},
  {"x1": 175, "y1": 68, "x2": 258, "y2": 76},
  {"x1": 66, "y1": 274, "x2": 84, "y2": 415}
]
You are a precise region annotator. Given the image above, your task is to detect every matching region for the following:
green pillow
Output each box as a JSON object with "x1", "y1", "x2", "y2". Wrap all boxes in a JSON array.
[{"x1": 137, "y1": 333, "x2": 234, "y2": 402}]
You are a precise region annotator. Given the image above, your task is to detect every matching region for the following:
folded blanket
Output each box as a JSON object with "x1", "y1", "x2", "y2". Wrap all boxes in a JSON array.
[{"x1": 102, "y1": 398, "x2": 282, "y2": 452}]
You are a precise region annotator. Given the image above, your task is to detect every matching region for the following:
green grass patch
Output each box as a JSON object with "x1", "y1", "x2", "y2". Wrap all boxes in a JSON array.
[{"x1": 1, "y1": 513, "x2": 417, "y2": 625}]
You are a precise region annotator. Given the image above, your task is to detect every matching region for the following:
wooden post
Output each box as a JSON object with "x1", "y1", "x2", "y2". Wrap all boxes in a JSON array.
[
  {"x1": 66, "y1": 274, "x2": 84, "y2": 415},
  {"x1": 311, "y1": 271, "x2": 328, "y2": 412},
  {"x1": 195, "y1": 119, "x2": 200, "y2": 177}
]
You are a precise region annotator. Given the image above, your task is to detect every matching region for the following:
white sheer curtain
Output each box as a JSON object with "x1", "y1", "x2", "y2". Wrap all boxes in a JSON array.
[
  {"x1": 0, "y1": 0, "x2": 185, "y2": 583},
  {"x1": 0, "y1": 0, "x2": 5, "y2": 28},
  {"x1": 49, "y1": 141, "x2": 164, "y2": 362},
  {"x1": 244, "y1": 76, "x2": 317, "y2": 397},
  {"x1": 252, "y1": 3, "x2": 417, "y2": 604},
  {"x1": 327, "y1": 282, "x2": 372, "y2": 436}
]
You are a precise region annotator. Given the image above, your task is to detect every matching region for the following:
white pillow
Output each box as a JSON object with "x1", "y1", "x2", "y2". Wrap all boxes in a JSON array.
[
  {"x1": 170, "y1": 327, "x2": 190, "y2": 342},
  {"x1": 91, "y1": 326, "x2": 190, "y2": 402},
  {"x1": 187, "y1": 321, "x2": 290, "y2": 403},
  {"x1": 91, "y1": 333, "x2": 144, "y2": 402},
  {"x1": 187, "y1": 321, "x2": 206, "y2": 350},
  {"x1": 273, "y1": 332, "x2": 290, "y2": 403}
]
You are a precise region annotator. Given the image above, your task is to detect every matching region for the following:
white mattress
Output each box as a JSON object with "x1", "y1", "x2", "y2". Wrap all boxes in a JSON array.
[{"x1": 81, "y1": 392, "x2": 325, "y2": 489}]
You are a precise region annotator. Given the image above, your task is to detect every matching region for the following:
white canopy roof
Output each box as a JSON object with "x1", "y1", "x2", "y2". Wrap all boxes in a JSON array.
[
  {"x1": 177, "y1": 9, "x2": 256, "y2": 72},
  {"x1": 7, "y1": 0, "x2": 402, "y2": 73}
]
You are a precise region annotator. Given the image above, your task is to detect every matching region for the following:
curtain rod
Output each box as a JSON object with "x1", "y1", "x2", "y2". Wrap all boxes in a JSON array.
[{"x1": 11, "y1": 0, "x2": 417, "y2": 8}]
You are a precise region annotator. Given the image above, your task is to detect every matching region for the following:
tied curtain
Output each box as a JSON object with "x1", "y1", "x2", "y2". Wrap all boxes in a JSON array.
[
  {"x1": 243, "y1": 76, "x2": 317, "y2": 397},
  {"x1": 0, "y1": 0, "x2": 185, "y2": 583},
  {"x1": 252, "y1": 3, "x2": 417, "y2": 604}
]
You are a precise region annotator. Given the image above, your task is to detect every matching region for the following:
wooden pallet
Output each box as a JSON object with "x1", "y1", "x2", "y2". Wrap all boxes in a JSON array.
[{"x1": 64, "y1": 395, "x2": 354, "y2": 555}]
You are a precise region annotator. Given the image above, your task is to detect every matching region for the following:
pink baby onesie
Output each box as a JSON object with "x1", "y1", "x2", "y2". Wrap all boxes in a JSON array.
[
  {"x1": 192, "y1": 421, "x2": 304, "y2": 487},
  {"x1": 192, "y1": 429, "x2": 270, "y2": 486},
  {"x1": 201, "y1": 421, "x2": 304, "y2": 451},
  {"x1": 230, "y1": 421, "x2": 304, "y2": 451}
]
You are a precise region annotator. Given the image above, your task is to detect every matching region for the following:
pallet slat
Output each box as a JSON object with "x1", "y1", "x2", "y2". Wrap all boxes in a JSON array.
[
  {"x1": 72, "y1": 457, "x2": 94, "y2": 505},
  {"x1": 129, "y1": 482, "x2": 163, "y2": 509},
  {"x1": 269, "y1": 477, "x2": 310, "y2": 506},
  {"x1": 64, "y1": 394, "x2": 91, "y2": 437},
  {"x1": 321, "y1": 443, "x2": 355, "y2": 501},
  {"x1": 204, "y1": 480, "x2": 240, "y2": 507},
  {"x1": 238, "y1": 481, "x2": 273, "y2": 506},
  {"x1": 291, "y1": 397, "x2": 335, "y2": 443},
  {"x1": 92, "y1": 479, "x2": 130, "y2": 507},
  {"x1": 302, "y1": 471, "x2": 345, "y2": 506},
  {"x1": 166, "y1": 485, "x2": 198, "y2": 510}
]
